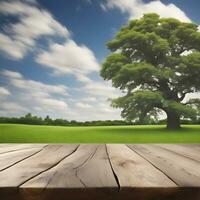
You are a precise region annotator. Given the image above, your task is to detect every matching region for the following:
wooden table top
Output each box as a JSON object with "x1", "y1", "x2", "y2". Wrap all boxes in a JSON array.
[{"x1": 0, "y1": 144, "x2": 200, "y2": 200}]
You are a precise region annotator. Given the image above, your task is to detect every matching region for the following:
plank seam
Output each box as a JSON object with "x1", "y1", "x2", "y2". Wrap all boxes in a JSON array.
[
  {"x1": 73, "y1": 146, "x2": 99, "y2": 170},
  {"x1": 44, "y1": 145, "x2": 98, "y2": 189},
  {"x1": 126, "y1": 145, "x2": 179, "y2": 186},
  {"x1": 74, "y1": 146, "x2": 99, "y2": 188},
  {"x1": 75, "y1": 169, "x2": 87, "y2": 188},
  {"x1": 44, "y1": 144, "x2": 89, "y2": 189},
  {"x1": 0, "y1": 146, "x2": 46, "y2": 155},
  {"x1": 0, "y1": 145, "x2": 48, "y2": 172},
  {"x1": 43, "y1": 170, "x2": 59, "y2": 190},
  {"x1": 105, "y1": 144, "x2": 120, "y2": 191},
  {"x1": 155, "y1": 145, "x2": 200, "y2": 163},
  {"x1": 18, "y1": 145, "x2": 80, "y2": 188}
]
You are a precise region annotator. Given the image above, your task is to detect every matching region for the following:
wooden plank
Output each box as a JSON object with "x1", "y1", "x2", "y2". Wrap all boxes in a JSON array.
[
  {"x1": 155, "y1": 144, "x2": 200, "y2": 162},
  {"x1": 21, "y1": 144, "x2": 98, "y2": 189},
  {"x1": 0, "y1": 144, "x2": 78, "y2": 187},
  {"x1": 179, "y1": 144, "x2": 200, "y2": 151},
  {"x1": 0, "y1": 144, "x2": 45, "y2": 154},
  {"x1": 0, "y1": 146, "x2": 45, "y2": 171},
  {"x1": 0, "y1": 144, "x2": 18, "y2": 148},
  {"x1": 76, "y1": 144, "x2": 117, "y2": 188},
  {"x1": 128, "y1": 144, "x2": 200, "y2": 186},
  {"x1": 0, "y1": 144, "x2": 200, "y2": 200},
  {"x1": 106, "y1": 144, "x2": 176, "y2": 187},
  {"x1": 21, "y1": 144, "x2": 117, "y2": 189},
  {"x1": 20, "y1": 144, "x2": 118, "y2": 200}
]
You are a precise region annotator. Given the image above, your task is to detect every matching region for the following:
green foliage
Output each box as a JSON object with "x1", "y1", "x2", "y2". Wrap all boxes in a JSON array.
[
  {"x1": 112, "y1": 91, "x2": 163, "y2": 122},
  {"x1": 0, "y1": 113, "x2": 134, "y2": 126},
  {"x1": 164, "y1": 101, "x2": 196, "y2": 119},
  {"x1": 178, "y1": 52, "x2": 200, "y2": 91},
  {"x1": 101, "y1": 13, "x2": 200, "y2": 128}
]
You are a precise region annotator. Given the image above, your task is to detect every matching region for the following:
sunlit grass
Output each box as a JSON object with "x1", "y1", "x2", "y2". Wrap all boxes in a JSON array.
[{"x1": 0, "y1": 124, "x2": 199, "y2": 143}]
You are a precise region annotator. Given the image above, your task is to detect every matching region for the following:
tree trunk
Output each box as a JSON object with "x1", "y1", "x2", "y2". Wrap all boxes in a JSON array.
[{"x1": 166, "y1": 111, "x2": 181, "y2": 129}]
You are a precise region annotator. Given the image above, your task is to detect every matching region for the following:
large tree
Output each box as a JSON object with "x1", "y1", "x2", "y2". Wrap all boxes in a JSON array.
[{"x1": 101, "y1": 13, "x2": 200, "y2": 129}]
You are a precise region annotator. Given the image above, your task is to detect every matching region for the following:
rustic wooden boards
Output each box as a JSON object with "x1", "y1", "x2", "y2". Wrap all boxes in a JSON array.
[
  {"x1": 107, "y1": 144, "x2": 176, "y2": 187},
  {"x1": 21, "y1": 144, "x2": 117, "y2": 189},
  {"x1": 0, "y1": 144, "x2": 199, "y2": 200},
  {"x1": 0, "y1": 144, "x2": 46, "y2": 154},
  {"x1": 128, "y1": 144, "x2": 200, "y2": 186},
  {"x1": 0, "y1": 144, "x2": 79, "y2": 187}
]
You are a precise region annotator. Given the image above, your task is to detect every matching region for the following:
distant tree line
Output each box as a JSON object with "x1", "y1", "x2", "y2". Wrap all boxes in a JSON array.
[
  {"x1": 0, "y1": 113, "x2": 133, "y2": 126},
  {"x1": 0, "y1": 113, "x2": 199, "y2": 126}
]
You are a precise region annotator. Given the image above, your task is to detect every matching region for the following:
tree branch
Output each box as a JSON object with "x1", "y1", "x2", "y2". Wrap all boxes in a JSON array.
[{"x1": 178, "y1": 91, "x2": 187, "y2": 102}]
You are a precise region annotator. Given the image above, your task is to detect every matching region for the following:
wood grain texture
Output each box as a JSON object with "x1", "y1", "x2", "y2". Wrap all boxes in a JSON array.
[
  {"x1": 0, "y1": 144, "x2": 78, "y2": 187},
  {"x1": 128, "y1": 144, "x2": 200, "y2": 186},
  {"x1": 21, "y1": 144, "x2": 117, "y2": 189},
  {"x1": 0, "y1": 144, "x2": 45, "y2": 154},
  {"x1": 0, "y1": 146, "x2": 45, "y2": 171},
  {"x1": 75, "y1": 144, "x2": 118, "y2": 188},
  {"x1": 155, "y1": 144, "x2": 200, "y2": 162},
  {"x1": 107, "y1": 144, "x2": 176, "y2": 187},
  {"x1": 20, "y1": 145, "x2": 118, "y2": 200},
  {"x1": 21, "y1": 144, "x2": 98, "y2": 189},
  {"x1": 0, "y1": 144, "x2": 199, "y2": 200}
]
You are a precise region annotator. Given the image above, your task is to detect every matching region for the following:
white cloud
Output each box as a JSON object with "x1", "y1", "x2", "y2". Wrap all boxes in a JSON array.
[
  {"x1": 0, "y1": 1, "x2": 129, "y2": 121},
  {"x1": 0, "y1": 33, "x2": 27, "y2": 59},
  {"x1": 5, "y1": 70, "x2": 69, "y2": 97},
  {"x1": 0, "y1": 0, "x2": 99, "y2": 85},
  {"x1": 67, "y1": 79, "x2": 122, "y2": 121},
  {"x1": 76, "y1": 102, "x2": 92, "y2": 109},
  {"x1": 82, "y1": 97, "x2": 97, "y2": 102},
  {"x1": 36, "y1": 40, "x2": 99, "y2": 79},
  {"x1": 35, "y1": 98, "x2": 68, "y2": 111},
  {"x1": 75, "y1": 74, "x2": 93, "y2": 83},
  {"x1": 0, "y1": 69, "x2": 69, "y2": 118},
  {"x1": 101, "y1": 0, "x2": 191, "y2": 22},
  {"x1": 0, "y1": 69, "x2": 122, "y2": 121},
  {"x1": 68, "y1": 77, "x2": 122, "y2": 121},
  {"x1": 0, "y1": 102, "x2": 27, "y2": 115},
  {"x1": 0, "y1": 0, "x2": 69, "y2": 59},
  {"x1": 0, "y1": 87, "x2": 11, "y2": 96},
  {"x1": 0, "y1": 0, "x2": 100, "y2": 86},
  {"x1": 10, "y1": 78, "x2": 68, "y2": 96},
  {"x1": 70, "y1": 99, "x2": 121, "y2": 121},
  {"x1": 83, "y1": 81, "x2": 120, "y2": 97},
  {"x1": 0, "y1": 69, "x2": 23, "y2": 79}
]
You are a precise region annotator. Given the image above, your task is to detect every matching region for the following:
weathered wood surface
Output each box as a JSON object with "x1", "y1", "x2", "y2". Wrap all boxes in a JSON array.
[{"x1": 0, "y1": 144, "x2": 199, "y2": 200}]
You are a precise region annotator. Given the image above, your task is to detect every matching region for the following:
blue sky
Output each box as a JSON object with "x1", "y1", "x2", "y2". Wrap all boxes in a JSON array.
[{"x1": 0, "y1": 0, "x2": 199, "y2": 121}]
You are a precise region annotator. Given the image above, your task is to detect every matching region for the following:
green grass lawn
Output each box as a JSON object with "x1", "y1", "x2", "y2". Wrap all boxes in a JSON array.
[{"x1": 0, "y1": 124, "x2": 200, "y2": 143}]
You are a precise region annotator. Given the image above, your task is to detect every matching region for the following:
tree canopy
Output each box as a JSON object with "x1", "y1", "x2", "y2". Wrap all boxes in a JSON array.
[{"x1": 101, "y1": 13, "x2": 200, "y2": 129}]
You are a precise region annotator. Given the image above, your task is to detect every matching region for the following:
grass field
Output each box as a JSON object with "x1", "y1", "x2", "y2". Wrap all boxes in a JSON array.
[{"x1": 0, "y1": 124, "x2": 200, "y2": 143}]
